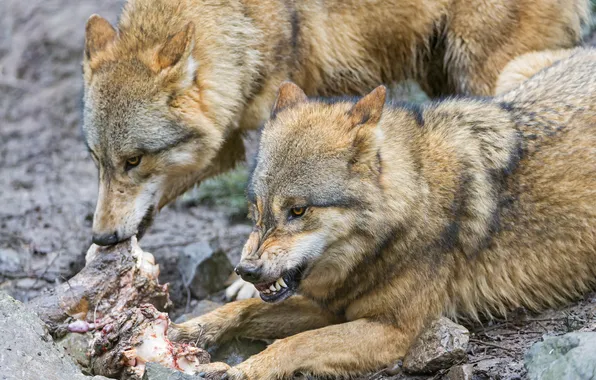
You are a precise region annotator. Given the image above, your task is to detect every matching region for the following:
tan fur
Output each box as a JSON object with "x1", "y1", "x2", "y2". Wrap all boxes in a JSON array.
[
  {"x1": 82, "y1": 0, "x2": 589, "y2": 244},
  {"x1": 495, "y1": 48, "x2": 579, "y2": 94},
  {"x1": 171, "y1": 49, "x2": 596, "y2": 379}
]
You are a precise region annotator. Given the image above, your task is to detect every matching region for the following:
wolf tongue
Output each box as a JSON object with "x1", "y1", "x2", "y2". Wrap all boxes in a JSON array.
[{"x1": 255, "y1": 282, "x2": 274, "y2": 292}]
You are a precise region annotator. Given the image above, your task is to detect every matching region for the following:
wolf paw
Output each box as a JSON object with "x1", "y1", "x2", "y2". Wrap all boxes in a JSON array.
[
  {"x1": 195, "y1": 362, "x2": 234, "y2": 379},
  {"x1": 168, "y1": 320, "x2": 217, "y2": 348},
  {"x1": 225, "y1": 277, "x2": 259, "y2": 301}
]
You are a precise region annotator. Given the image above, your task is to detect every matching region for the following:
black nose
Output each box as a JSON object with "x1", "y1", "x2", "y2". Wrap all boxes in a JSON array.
[
  {"x1": 92, "y1": 232, "x2": 119, "y2": 246},
  {"x1": 235, "y1": 262, "x2": 263, "y2": 283}
]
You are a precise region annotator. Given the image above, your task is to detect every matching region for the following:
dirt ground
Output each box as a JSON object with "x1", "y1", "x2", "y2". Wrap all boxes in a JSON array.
[{"x1": 1, "y1": 1, "x2": 595, "y2": 379}]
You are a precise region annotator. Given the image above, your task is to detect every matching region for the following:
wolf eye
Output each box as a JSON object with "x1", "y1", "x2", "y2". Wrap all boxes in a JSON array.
[
  {"x1": 125, "y1": 156, "x2": 142, "y2": 171},
  {"x1": 289, "y1": 206, "x2": 307, "y2": 219}
]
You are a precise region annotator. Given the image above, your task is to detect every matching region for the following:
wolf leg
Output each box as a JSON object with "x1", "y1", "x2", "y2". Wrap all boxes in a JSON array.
[
  {"x1": 222, "y1": 318, "x2": 414, "y2": 380},
  {"x1": 169, "y1": 296, "x2": 341, "y2": 348}
]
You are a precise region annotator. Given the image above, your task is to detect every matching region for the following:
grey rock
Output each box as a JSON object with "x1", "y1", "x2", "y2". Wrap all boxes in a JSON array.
[
  {"x1": 0, "y1": 247, "x2": 22, "y2": 275},
  {"x1": 211, "y1": 339, "x2": 268, "y2": 367},
  {"x1": 403, "y1": 317, "x2": 469, "y2": 374},
  {"x1": 0, "y1": 291, "x2": 108, "y2": 380},
  {"x1": 178, "y1": 242, "x2": 234, "y2": 299},
  {"x1": 175, "y1": 300, "x2": 224, "y2": 323},
  {"x1": 471, "y1": 358, "x2": 525, "y2": 380},
  {"x1": 57, "y1": 332, "x2": 93, "y2": 370},
  {"x1": 447, "y1": 364, "x2": 473, "y2": 380},
  {"x1": 525, "y1": 332, "x2": 596, "y2": 380},
  {"x1": 142, "y1": 362, "x2": 201, "y2": 380}
]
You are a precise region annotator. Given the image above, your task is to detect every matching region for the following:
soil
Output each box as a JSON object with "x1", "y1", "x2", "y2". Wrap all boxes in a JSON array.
[{"x1": 1, "y1": 1, "x2": 595, "y2": 379}]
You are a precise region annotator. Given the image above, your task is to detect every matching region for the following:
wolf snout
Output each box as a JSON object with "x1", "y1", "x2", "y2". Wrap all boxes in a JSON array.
[
  {"x1": 234, "y1": 262, "x2": 263, "y2": 283},
  {"x1": 92, "y1": 231, "x2": 120, "y2": 246}
]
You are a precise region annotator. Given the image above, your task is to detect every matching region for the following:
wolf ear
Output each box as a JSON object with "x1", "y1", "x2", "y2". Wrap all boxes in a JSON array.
[
  {"x1": 271, "y1": 82, "x2": 308, "y2": 118},
  {"x1": 85, "y1": 15, "x2": 116, "y2": 60},
  {"x1": 347, "y1": 86, "x2": 386, "y2": 169},
  {"x1": 157, "y1": 22, "x2": 196, "y2": 70},
  {"x1": 347, "y1": 85, "x2": 387, "y2": 127}
]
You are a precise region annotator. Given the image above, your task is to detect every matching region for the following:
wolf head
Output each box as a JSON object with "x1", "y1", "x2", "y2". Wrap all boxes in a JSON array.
[
  {"x1": 82, "y1": 15, "x2": 223, "y2": 245},
  {"x1": 237, "y1": 82, "x2": 395, "y2": 302}
]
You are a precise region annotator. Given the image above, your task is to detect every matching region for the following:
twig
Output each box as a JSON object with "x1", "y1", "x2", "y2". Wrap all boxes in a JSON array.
[
  {"x1": 178, "y1": 267, "x2": 192, "y2": 314},
  {"x1": 145, "y1": 240, "x2": 198, "y2": 251},
  {"x1": 472, "y1": 322, "x2": 508, "y2": 334},
  {"x1": 470, "y1": 338, "x2": 517, "y2": 352},
  {"x1": 468, "y1": 356, "x2": 496, "y2": 364},
  {"x1": 27, "y1": 250, "x2": 62, "y2": 299}
]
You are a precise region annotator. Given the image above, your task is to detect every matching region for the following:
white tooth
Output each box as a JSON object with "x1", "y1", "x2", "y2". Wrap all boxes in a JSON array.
[
  {"x1": 269, "y1": 284, "x2": 276, "y2": 292},
  {"x1": 279, "y1": 278, "x2": 288, "y2": 288},
  {"x1": 263, "y1": 289, "x2": 270, "y2": 294},
  {"x1": 275, "y1": 281, "x2": 281, "y2": 291}
]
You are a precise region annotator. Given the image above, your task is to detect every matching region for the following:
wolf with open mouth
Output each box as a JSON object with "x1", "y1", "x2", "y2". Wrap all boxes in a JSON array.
[{"x1": 170, "y1": 49, "x2": 596, "y2": 379}]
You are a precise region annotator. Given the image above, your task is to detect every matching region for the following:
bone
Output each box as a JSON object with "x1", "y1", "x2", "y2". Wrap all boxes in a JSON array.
[
  {"x1": 29, "y1": 237, "x2": 172, "y2": 338},
  {"x1": 90, "y1": 303, "x2": 210, "y2": 379}
]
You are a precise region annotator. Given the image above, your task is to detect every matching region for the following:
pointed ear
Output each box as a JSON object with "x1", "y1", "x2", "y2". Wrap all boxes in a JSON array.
[
  {"x1": 157, "y1": 22, "x2": 195, "y2": 70},
  {"x1": 348, "y1": 86, "x2": 386, "y2": 170},
  {"x1": 271, "y1": 82, "x2": 308, "y2": 118},
  {"x1": 85, "y1": 14, "x2": 116, "y2": 60},
  {"x1": 347, "y1": 85, "x2": 387, "y2": 127}
]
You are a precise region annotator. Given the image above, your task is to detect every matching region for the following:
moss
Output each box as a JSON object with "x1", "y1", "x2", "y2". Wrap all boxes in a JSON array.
[{"x1": 180, "y1": 165, "x2": 249, "y2": 219}]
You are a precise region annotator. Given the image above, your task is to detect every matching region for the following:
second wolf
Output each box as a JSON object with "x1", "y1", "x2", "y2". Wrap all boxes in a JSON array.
[{"x1": 171, "y1": 48, "x2": 596, "y2": 379}]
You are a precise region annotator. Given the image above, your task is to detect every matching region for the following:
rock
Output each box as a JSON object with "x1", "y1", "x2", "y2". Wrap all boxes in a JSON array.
[
  {"x1": 403, "y1": 317, "x2": 469, "y2": 374},
  {"x1": 57, "y1": 332, "x2": 93, "y2": 370},
  {"x1": 0, "y1": 247, "x2": 22, "y2": 275},
  {"x1": 525, "y1": 332, "x2": 596, "y2": 380},
  {"x1": 211, "y1": 339, "x2": 269, "y2": 367},
  {"x1": 142, "y1": 362, "x2": 200, "y2": 380},
  {"x1": 0, "y1": 291, "x2": 108, "y2": 380},
  {"x1": 471, "y1": 358, "x2": 525, "y2": 380},
  {"x1": 447, "y1": 364, "x2": 473, "y2": 380},
  {"x1": 178, "y1": 242, "x2": 234, "y2": 300},
  {"x1": 175, "y1": 300, "x2": 223, "y2": 323}
]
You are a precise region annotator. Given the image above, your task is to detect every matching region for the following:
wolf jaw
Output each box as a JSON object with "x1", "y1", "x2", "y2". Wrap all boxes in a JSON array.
[{"x1": 254, "y1": 266, "x2": 305, "y2": 303}]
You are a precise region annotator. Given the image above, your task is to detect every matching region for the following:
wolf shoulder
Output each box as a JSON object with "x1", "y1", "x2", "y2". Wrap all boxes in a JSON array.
[{"x1": 497, "y1": 48, "x2": 596, "y2": 105}]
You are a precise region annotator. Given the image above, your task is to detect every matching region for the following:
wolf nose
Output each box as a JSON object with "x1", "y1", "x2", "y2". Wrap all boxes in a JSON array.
[
  {"x1": 235, "y1": 262, "x2": 263, "y2": 283},
  {"x1": 92, "y1": 232, "x2": 119, "y2": 246}
]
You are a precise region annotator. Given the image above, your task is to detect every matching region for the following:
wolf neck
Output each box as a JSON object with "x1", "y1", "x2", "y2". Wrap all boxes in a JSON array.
[
  {"x1": 304, "y1": 100, "x2": 522, "y2": 311},
  {"x1": 382, "y1": 100, "x2": 521, "y2": 258}
]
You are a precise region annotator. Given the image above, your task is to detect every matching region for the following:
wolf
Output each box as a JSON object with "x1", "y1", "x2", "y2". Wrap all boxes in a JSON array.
[
  {"x1": 495, "y1": 48, "x2": 580, "y2": 95},
  {"x1": 82, "y1": 0, "x2": 589, "y2": 246},
  {"x1": 170, "y1": 48, "x2": 596, "y2": 379}
]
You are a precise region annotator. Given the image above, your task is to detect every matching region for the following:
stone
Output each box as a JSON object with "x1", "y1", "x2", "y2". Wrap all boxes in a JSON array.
[
  {"x1": 211, "y1": 339, "x2": 269, "y2": 367},
  {"x1": 0, "y1": 291, "x2": 108, "y2": 380},
  {"x1": 402, "y1": 317, "x2": 469, "y2": 374},
  {"x1": 471, "y1": 358, "x2": 525, "y2": 380},
  {"x1": 0, "y1": 247, "x2": 22, "y2": 275},
  {"x1": 142, "y1": 362, "x2": 200, "y2": 380},
  {"x1": 178, "y1": 242, "x2": 234, "y2": 300},
  {"x1": 175, "y1": 300, "x2": 224, "y2": 323},
  {"x1": 141, "y1": 362, "x2": 230, "y2": 380},
  {"x1": 447, "y1": 364, "x2": 473, "y2": 380},
  {"x1": 57, "y1": 332, "x2": 93, "y2": 370},
  {"x1": 525, "y1": 332, "x2": 596, "y2": 380}
]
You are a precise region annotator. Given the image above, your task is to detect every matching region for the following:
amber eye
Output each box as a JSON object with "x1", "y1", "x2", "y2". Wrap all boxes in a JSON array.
[
  {"x1": 289, "y1": 206, "x2": 307, "y2": 219},
  {"x1": 125, "y1": 156, "x2": 142, "y2": 171}
]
